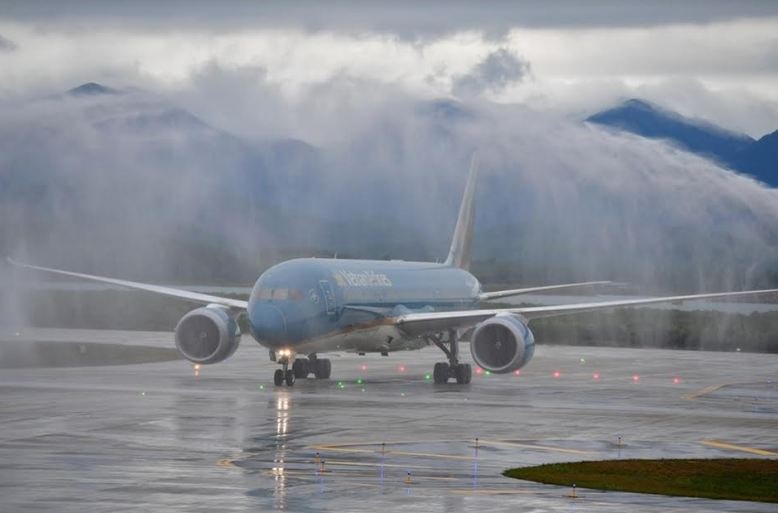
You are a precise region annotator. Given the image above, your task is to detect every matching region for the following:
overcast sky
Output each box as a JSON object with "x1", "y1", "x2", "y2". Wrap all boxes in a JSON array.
[{"x1": 1, "y1": 0, "x2": 777, "y2": 136}]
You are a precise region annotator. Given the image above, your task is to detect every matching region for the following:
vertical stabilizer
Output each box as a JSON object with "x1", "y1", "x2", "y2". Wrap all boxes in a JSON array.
[{"x1": 444, "y1": 153, "x2": 479, "y2": 270}]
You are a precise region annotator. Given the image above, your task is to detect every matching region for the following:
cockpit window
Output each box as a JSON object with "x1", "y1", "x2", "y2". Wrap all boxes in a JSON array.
[{"x1": 256, "y1": 288, "x2": 303, "y2": 301}]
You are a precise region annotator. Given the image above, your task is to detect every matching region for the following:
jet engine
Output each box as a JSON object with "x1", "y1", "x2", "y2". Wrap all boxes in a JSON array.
[
  {"x1": 174, "y1": 305, "x2": 241, "y2": 364},
  {"x1": 470, "y1": 313, "x2": 535, "y2": 374}
]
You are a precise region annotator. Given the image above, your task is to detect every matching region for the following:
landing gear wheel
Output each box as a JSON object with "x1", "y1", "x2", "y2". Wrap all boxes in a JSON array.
[
  {"x1": 292, "y1": 359, "x2": 309, "y2": 379},
  {"x1": 433, "y1": 362, "x2": 450, "y2": 384},
  {"x1": 314, "y1": 359, "x2": 332, "y2": 379},
  {"x1": 273, "y1": 369, "x2": 284, "y2": 386},
  {"x1": 455, "y1": 363, "x2": 472, "y2": 384},
  {"x1": 285, "y1": 369, "x2": 296, "y2": 386}
]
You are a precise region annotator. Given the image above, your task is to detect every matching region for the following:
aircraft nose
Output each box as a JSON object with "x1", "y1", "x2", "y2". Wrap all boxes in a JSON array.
[{"x1": 250, "y1": 303, "x2": 288, "y2": 344}]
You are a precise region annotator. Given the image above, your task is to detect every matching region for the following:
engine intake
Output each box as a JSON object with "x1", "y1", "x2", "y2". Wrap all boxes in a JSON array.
[
  {"x1": 174, "y1": 305, "x2": 241, "y2": 364},
  {"x1": 470, "y1": 313, "x2": 535, "y2": 374}
]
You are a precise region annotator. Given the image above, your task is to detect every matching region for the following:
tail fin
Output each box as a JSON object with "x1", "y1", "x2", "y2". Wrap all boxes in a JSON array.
[{"x1": 444, "y1": 153, "x2": 479, "y2": 270}]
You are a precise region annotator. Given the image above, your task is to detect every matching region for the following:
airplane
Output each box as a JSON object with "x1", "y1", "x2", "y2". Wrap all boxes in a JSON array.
[{"x1": 9, "y1": 155, "x2": 778, "y2": 386}]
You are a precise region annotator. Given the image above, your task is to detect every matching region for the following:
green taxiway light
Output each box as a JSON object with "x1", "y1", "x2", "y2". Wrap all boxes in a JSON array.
[
  {"x1": 424, "y1": 373, "x2": 432, "y2": 380},
  {"x1": 484, "y1": 370, "x2": 491, "y2": 376},
  {"x1": 356, "y1": 378, "x2": 364, "y2": 384}
]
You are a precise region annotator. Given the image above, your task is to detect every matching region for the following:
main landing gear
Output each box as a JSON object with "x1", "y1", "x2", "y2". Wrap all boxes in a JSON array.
[
  {"x1": 273, "y1": 352, "x2": 331, "y2": 387},
  {"x1": 428, "y1": 329, "x2": 472, "y2": 384},
  {"x1": 292, "y1": 354, "x2": 331, "y2": 380}
]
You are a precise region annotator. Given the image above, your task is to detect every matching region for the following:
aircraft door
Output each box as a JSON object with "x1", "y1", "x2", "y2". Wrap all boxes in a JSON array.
[{"x1": 319, "y1": 280, "x2": 338, "y2": 318}]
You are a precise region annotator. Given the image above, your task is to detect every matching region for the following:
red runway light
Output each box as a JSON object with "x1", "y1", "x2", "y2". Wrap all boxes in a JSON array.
[
  {"x1": 632, "y1": 374, "x2": 640, "y2": 382},
  {"x1": 397, "y1": 365, "x2": 406, "y2": 373},
  {"x1": 553, "y1": 370, "x2": 561, "y2": 378},
  {"x1": 361, "y1": 364, "x2": 368, "y2": 371},
  {"x1": 514, "y1": 369, "x2": 521, "y2": 376},
  {"x1": 673, "y1": 377, "x2": 681, "y2": 384},
  {"x1": 592, "y1": 372, "x2": 600, "y2": 380},
  {"x1": 475, "y1": 367, "x2": 484, "y2": 375}
]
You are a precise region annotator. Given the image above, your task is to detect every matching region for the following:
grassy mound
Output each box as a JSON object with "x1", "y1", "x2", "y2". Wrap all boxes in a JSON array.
[{"x1": 504, "y1": 459, "x2": 778, "y2": 503}]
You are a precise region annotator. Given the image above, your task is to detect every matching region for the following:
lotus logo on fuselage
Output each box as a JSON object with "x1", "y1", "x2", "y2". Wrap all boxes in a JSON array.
[{"x1": 333, "y1": 270, "x2": 393, "y2": 288}]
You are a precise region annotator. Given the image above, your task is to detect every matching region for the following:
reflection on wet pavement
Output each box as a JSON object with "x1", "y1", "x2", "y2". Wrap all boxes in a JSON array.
[{"x1": 0, "y1": 328, "x2": 776, "y2": 512}]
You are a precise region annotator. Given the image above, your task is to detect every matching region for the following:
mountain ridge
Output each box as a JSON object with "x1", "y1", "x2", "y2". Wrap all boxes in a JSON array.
[{"x1": 586, "y1": 98, "x2": 776, "y2": 186}]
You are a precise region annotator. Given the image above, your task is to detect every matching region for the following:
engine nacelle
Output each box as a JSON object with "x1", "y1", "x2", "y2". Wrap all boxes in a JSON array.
[
  {"x1": 470, "y1": 313, "x2": 535, "y2": 374},
  {"x1": 174, "y1": 305, "x2": 241, "y2": 364}
]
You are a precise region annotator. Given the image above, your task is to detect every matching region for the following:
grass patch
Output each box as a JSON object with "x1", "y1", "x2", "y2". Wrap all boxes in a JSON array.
[{"x1": 504, "y1": 459, "x2": 778, "y2": 503}]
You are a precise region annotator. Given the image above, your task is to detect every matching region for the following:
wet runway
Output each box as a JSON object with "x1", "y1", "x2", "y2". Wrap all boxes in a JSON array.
[{"x1": 1, "y1": 328, "x2": 776, "y2": 512}]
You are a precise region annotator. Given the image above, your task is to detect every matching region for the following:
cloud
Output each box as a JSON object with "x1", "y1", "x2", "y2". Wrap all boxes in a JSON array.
[
  {"x1": 452, "y1": 48, "x2": 530, "y2": 98},
  {"x1": 0, "y1": 13, "x2": 777, "y2": 134},
  {"x1": 3, "y1": 73, "x2": 778, "y2": 299},
  {"x1": 0, "y1": 34, "x2": 17, "y2": 52},
  {"x1": 2, "y1": 0, "x2": 777, "y2": 36}
]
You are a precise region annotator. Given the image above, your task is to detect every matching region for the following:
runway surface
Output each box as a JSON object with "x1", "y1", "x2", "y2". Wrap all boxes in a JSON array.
[{"x1": 1, "y1": 327, "x2": 776, "y2": 512}]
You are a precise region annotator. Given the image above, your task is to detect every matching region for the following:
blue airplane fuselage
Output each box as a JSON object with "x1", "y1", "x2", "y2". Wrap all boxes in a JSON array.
[{"x1": 248, "y1": 258, "x2": 481, "y2": 354}]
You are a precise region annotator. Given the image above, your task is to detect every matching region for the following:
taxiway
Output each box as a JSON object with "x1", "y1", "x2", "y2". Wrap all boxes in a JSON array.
[{"x1": 0, "y1": 328, "x2": 776, "y2": 512}]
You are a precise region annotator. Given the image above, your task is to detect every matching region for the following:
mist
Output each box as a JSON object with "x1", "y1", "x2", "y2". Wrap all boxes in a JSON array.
[{"x1": 2, "y1": 64, "x2": 778, "y2": 350}]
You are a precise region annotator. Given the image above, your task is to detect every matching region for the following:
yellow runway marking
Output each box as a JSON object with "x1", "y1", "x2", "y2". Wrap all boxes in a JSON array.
[
  {"x1": 260, "y1": 469, "x2": 460, "y2": 481},
  {"x1": 318, "y1": 460, "x2": 433, "y2": 469},
  {"x1": 311, "y1": 438, "x2": 592, "y2": 458},
  {"x1": 311, "y1": 439, "x2": 467, "y2": 450},
  {"x1": 683, "y1": 383, "x2": 731, "y2": 400},
  {"x1": 450, "y1": 489, "x2": 532, "y2": 496},
  {"x1": 311, "y1": 444, "x2": 475, "y2": 461},
  {"x1": 478, "y1": 439, "x2": 594, "y2": 456},
  {"x1": 701, "y1": 439, "x2": 777, "y2": 456},
  {"x1": 217, "y1": 458, "x2": 238, "y2": 469}
]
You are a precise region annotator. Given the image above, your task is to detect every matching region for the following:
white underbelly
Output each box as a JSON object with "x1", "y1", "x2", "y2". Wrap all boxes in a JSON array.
[{"x1": 293, "y1": 325, "x2": 426, "y2": 354}]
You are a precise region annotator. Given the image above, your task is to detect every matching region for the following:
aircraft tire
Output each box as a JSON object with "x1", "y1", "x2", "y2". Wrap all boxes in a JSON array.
[
  {"x1": 315, "y1": 359, "x2": 332, "y2": 379},
  {"x1": 455, "y1": 363, "x2": 472, "y2": 384},
  {"x1": 274, "y1": 369, "x2": 284, "y2": 386},
  {"x1": 433, "y1": 362, "x2": 449, "y2": 384},
  {"x1": 285, "y1": 369, "x2": 296, "y2": 386},
  {"x1": 292, "y1": 359, "x2": 308, "y2": 379}
]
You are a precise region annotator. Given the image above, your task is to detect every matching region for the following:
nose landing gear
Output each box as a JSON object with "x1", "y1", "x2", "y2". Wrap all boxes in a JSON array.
[
  {"x1": 428, "y1": 330, "x2": 472, "y2": 384},
  {"x1": 274, "y1": 368, "x2": 295, "y2": 386},
  {"x1": 273, "y1": 358, "x2": 296, "y2": 386},
  {"x1": 273, "y1": 351, "x2": 331, "y2": 386}
]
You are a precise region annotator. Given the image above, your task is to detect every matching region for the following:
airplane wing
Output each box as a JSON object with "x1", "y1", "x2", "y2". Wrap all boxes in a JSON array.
[
  {"x1": 394, "y1": 288, "x2": 778, "y2": 337},
  {"x1": 479, "y1": 280, "x2": 614, "y2": 301},
  {"x1": 7, "y1": 258, "x2": 248, "y2": 310}
]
